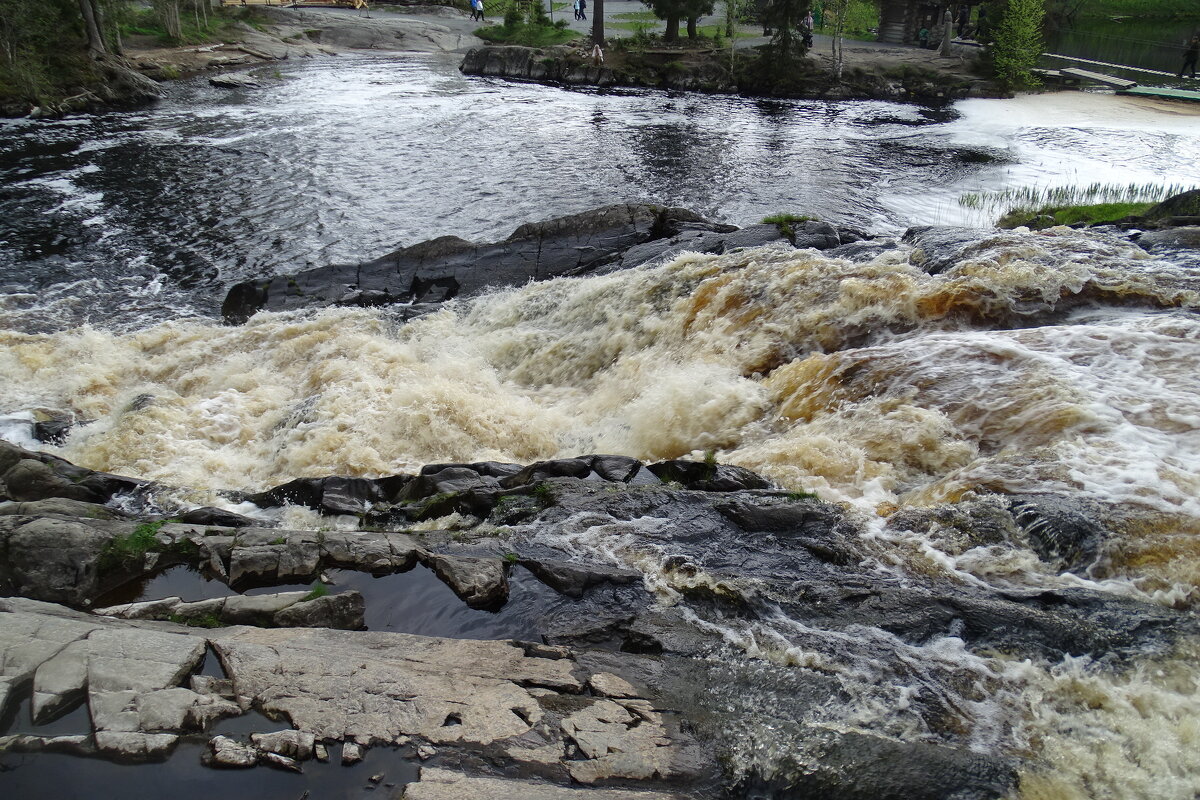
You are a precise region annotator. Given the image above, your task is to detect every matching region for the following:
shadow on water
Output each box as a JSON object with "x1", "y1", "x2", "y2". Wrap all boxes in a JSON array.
[
  {"x1": 97, "y1": 562, "x2": 570, "y2": 641},
  {"x1": 0, "y1": 743, "x2": 421, "y2": 800}
]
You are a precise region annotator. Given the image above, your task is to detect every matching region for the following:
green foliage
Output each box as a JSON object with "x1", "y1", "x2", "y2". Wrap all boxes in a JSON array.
[
  {"x1": 119, "y1": 5, "x2": 232, "y2": 46},
  {"x1": 0, "y1": 0, "x2": 91, "y2": 107},
  {"x1": 502, "y1": 551, "x2": 520, "y2": 563},
  {"x1": 762, "y1": 0, "x2": 813, "y2": 59},
  {"x1": 643, "y1": 0, "x2": 717, "y2": 41},
  {"x1": 785, "y1": 490, "x2": 819, "y2": 501},
  {"x1": 961, "y1": 182, "x2": 1195, "y2": 221},
  {"x1": 761, "y1": 212, "x2": 815, "y2": 238},
  {"x1": 990, "y1": 0, "x2": 1046, "y2": 91},
  {"x1": 302, "y1": 581, "x2": 330, "y2": 602},
  {"x1": 997, "y1": 201, "x2": 1155, "y2": 229},
  {"x1": 475, "y1": 16, "x2": 581, "y2": 46},
  {"x1": 99, "y1": 520, "x2": 166, "y2": 571},
  {"x1": 533, "y1": 482, "x2": 557, "y2": 509},
  {"x1": 813, "y1": 0, "x2": 877, "y2": 39},
  {"x1": 270, "y1": 536, "x2": 287, "y2": 545}
]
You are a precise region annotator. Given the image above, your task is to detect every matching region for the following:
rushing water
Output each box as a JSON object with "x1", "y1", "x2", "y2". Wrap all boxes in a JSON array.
[
  {"x1": 3, "y1": 54, "x2": 1200, "y2": 799},
  {"x1": 2, "y1": 54, "x2": 1199, "y2": 333}
]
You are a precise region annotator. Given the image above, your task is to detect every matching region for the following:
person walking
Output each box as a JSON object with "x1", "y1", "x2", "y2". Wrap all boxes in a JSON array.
[
  {"x1": 578, "y1": 0, "x2": 586, "y2": 21},
  {"x1": 1182, "y1": 34, "x2": 1200, "y2": 80},
  {"x1": 469, "y1": 0, "x2": 478, "y2": 21},
  {"x1": 573, "y1": 0, "x2": 581, "y2": 20}
]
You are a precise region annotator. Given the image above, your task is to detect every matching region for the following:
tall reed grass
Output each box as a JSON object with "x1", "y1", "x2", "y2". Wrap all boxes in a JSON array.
[{"x1": 958, "y1": 182, "x2": 1195, "y2": 218}]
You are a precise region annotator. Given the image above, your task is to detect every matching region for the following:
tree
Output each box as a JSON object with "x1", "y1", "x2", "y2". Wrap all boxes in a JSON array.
[
  {"x1": 760, "y1": 0, "x2": 811, "y2": 63},
  {"x1": 824, "y1": 0, "x2": 850, "y2": 78},
  {"x1": 592, "y1": 0, "x2": 605, "y2": 44},
  {"x1": 78, "y1": 0, "x2": 109, "y2": 55},
  {"x1": 991, "y1": 0, "x2": 1045, "y2": 91},
  {"x1": 645, "y1": 0, "x2": 715, "y2": 41}
]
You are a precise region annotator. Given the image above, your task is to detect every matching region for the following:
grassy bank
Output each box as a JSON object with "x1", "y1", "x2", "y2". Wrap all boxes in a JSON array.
[
  {"x1": 997, "y1": 201, "x2": 1154, "y2": 228},
  {"x1": 963, "y1": 182, "x2": 1196, "y2": 227},
  {"x1": 476, "y1": 21, "x2": 579, "y2": 46},
  {"x1": 1072, "y1": 0, "x2": 1200, "y2": 20}
]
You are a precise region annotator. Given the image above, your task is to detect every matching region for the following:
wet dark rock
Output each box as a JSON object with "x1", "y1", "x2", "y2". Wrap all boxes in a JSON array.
[
  {"x1": 789, "y1": 220, "x2": 843, "y2": 250},
  {"x1": 824, "y1": 237, "x2": 902, "y2": 262},
  {"x1": 1138, "y1": 226, "x2": 1200, "y2": 251},
  {"x1": 600, "y1": 224, "x2": 783, "y2": 275},
  {"x1": 0, "y1": 441, "x2": 146, "y2": 505},
  {"x1": 245, "y1": 476, "x2": 385, "y2": 515},
  {"x1": 420, "y1": 552, "x2": 509, "y2": 610},
  {"x1": 500, "y1": 458, "x2": 595, "y2": 489},
  {"x1": 0, "y1": 498, "x2": 131, "y2": 520},
  {"x1": 740, "y1": 727, "x2": 1017, "y2": 800},
  {"x1": 884, "y1": 498, "x2": 1019, "y2": 551},
  {"x1": 587, "y1": 455, "x2": 644, "y2": 483},
  {"x1": 0, "y1": 515, "x2": 121, "y2": 606},
  {"x1": 32, "y1": 413, "x2": 77, "y2": 446},
  {"x1": 1139, "y1": 189, "x2": 1200, "y2": 227},
  {"x1": 902, "y1": 226, "x2": 992, "y2": 275},
  {"x1": 644, "y1": 460, "x2": 772, "y2": 491},
  {"x1": 399, "y1": 466, "x2": 502, "y2": 501},
  {"x1": 173, "y1": 507, "x2": 258, "y2": 528},
  {"x1": 221, "y1": 204, "x2": 719, "y2": 323},
  {"x1": 1007, "y1": 494, "x2": 1103, "y2": 572},
  {"x1": 519, "y1": 558, "x2": 642, "y2": 599}
]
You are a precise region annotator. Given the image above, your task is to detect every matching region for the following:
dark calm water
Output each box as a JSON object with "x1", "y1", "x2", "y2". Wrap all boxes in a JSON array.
[
  {"x1": 3, "y1": 52, "x2": 1199, "y2": 333},
  {"x1": 1045, "y1": 17, "x2": 1200, "y2": 78}
]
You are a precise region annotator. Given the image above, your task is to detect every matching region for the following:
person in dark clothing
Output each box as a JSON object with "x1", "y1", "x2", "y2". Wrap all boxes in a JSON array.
[
  {"x1": 578, "y1": 0, "x2": 586, "y2": 20},
  {"x1": 1182, "y1": 35, "x2": 1200, "y2": 79},
  {"x1": 956, "y1": 4, "x2": 969, "y2": 37}
]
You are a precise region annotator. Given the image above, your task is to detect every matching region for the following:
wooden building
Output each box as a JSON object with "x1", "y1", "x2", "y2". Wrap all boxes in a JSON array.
[{"x1": 877, "y1": 1, "x2": 979, "y2": 45}]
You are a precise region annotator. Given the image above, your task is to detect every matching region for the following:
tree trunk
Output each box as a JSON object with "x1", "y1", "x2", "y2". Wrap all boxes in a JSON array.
[
  {"x1": 591, "y1": 0, "x2": 604, "y2": 44},
  {"x1": 665, "y1": 16, "x2": 680, "y2": 41},
  {"x1": 686, "y1": 16, "x2": 698, "y2": 38},
  {"x1": 78, "y1": 0, "x2": 108, "y2": 56}
]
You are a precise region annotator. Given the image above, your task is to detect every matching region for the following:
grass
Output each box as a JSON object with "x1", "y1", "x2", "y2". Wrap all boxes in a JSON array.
[
  {"x1": 503, "y1": 551, "x2": 520, "y2": 564},
  {"x1": 786, "y1": 490, "x2": 819, "y2": 501},
  {"x1": 476, "y1": 22, "x2": 580, "y2": 46},
  {"x1": 302, "y1": 582, "x2": 330, "y2": 602},
  {"x1": 761, "y1": 212, "x2": 816, "y2": 238},
  {"x1": 997, "y1": 201, "x2": 1155, "y2": 228},
  {"x1": 532, "y1": 482, "x2": 556, "y2": 509},
  {"x1": 960, "y1": 182, "x2": 1196, "y2": 225},
  {"x1": 99, "y1": 520, "x2": 167, "y2": 571}
]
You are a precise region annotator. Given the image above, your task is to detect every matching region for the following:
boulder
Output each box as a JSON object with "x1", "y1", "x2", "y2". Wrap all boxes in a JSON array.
[
  {"x1": 221, "y1": 204, "x2": 725, "y2": 323},
  {"x1": 1138, "y1": 226, "x2": 1200, "y2": 251}
]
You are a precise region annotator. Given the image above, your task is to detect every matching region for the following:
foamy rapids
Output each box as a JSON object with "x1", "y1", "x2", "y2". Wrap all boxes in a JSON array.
[{"x1": 3, "y1": 225, "x2": 1200, "y2": 798}]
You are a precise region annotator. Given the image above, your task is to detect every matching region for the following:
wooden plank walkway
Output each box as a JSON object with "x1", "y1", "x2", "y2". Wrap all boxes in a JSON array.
[
  {"x1": 1059, "y1": 67, "x2": 1138, "y2": 89},
  {"x1": 1042, "y1": 52, "x2": 1174, "y2": 78},
  {"x1": 1118, "y1": 86, "x2": 1200, "y2": 103}
]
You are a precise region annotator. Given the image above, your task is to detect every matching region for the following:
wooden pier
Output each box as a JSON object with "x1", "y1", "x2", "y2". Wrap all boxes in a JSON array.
[{"x1": 1118, "y1": 86, "x2": 1200, "y2": 104}]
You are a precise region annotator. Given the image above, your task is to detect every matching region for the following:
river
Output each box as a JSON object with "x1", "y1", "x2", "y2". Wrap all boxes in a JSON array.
[{"x1": 2, "y1": 53, "x2": 1200, "y2": 799}]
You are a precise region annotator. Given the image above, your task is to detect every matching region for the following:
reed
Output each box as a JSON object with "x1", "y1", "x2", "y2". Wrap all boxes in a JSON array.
[{"x1": 959, "y1": 182, "x2": 1195, "y2": 219}]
